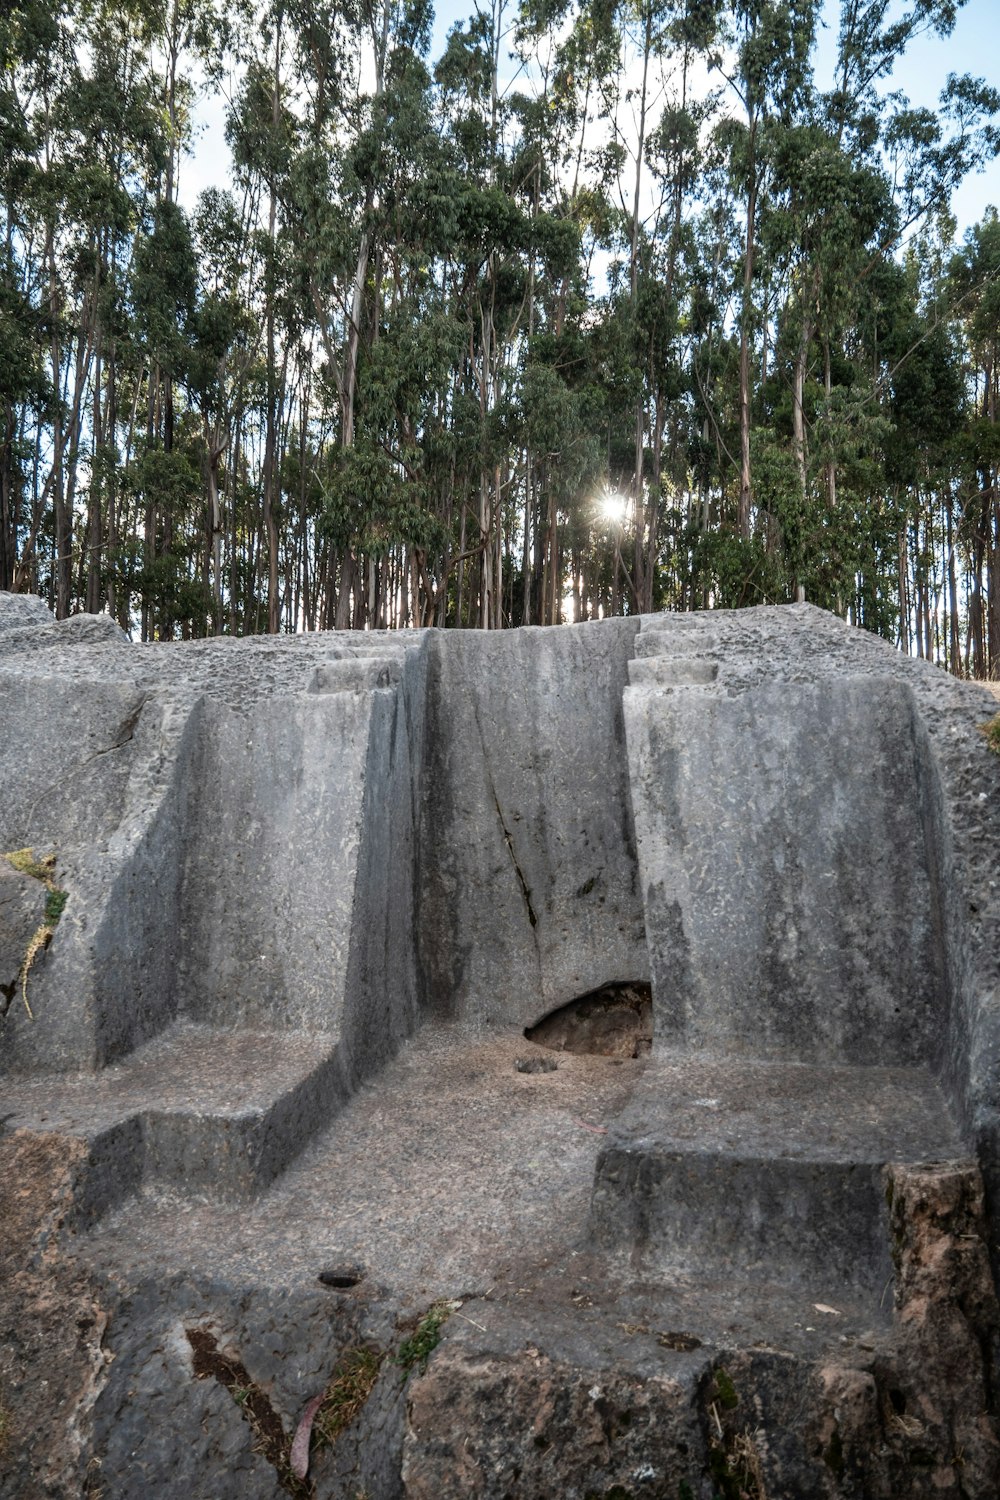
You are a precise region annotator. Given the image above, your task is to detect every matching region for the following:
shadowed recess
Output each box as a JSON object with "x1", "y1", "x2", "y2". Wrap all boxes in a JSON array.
[{"x1": 524, "y1": 981, "x2": 653, "y2": 1058}]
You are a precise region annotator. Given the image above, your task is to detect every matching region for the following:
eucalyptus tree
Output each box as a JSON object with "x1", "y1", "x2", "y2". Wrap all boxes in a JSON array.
[
  {"x1": 709, "y1": 0, "x2": 821, "y2": 548},
  {"x1": 950, "y1": 210, "x2": 1000, "y2": 677},
  {"x1": 0, "y1": 0, "x2": 56, "y2": 592}
]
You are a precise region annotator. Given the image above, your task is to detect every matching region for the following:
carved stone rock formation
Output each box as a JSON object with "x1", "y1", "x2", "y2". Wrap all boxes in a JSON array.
[{"x1": 2, "y1": 594, "x2": 1000, "y2": 1498}]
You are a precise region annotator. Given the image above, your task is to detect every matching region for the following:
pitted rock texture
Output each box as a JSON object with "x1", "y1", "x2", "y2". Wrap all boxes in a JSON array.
[
  {"x1": 0, "y1": 1132, "x2": 111, "y2": 1500},
  {"x1": 403, "y1": 1344, "x2": 700, "y2": 1499},
  {"x1": 3, "y1": 594, "x2": 1000, "y2": 1499}
]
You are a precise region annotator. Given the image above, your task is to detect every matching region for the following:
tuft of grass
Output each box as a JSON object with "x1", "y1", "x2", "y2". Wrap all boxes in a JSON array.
[
  {"x1": 3, "y1": 848, "x2": 55, "y2": 882},
  {"x1": 314, "y1": 1347, "x2": 382, "y2": 1447},
  {"x1": 714, "y1": 1367, "x2": 739, "y2": 1411},
  {"x1": 18, "y1": 928, "x2": 50, "y2": 1019},
  {"x1": 980, "y1": 713, "x2": 1000, "y2": 758},
  {"x1": 396, "y1": 1300, "x2": 459, "y2": 1376},
  {"x1": 708, "y1": 1425, "x2": 767, "y2": 1500},
  {"x1": 44, "y1": 887, "x2": 68, "y2": 923},
  {"x1": 2, "y1": 847, "x2": 68, "y2": 1018}
]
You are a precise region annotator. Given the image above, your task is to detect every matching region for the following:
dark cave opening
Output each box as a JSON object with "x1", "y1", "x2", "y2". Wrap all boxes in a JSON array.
[{"x1": 523, "y1": 981, "x2": 652, "y2": 1058}]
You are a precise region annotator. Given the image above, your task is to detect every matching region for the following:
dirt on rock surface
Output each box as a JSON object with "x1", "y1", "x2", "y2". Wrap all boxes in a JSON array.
[{"x1": 0, "y1": 1132, "x2": 111, "y2": 1500}]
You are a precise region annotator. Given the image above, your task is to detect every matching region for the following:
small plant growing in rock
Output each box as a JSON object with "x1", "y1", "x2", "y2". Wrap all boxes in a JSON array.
[
  {"x1": 2, "y1": 848, "x2": 68, "y2": 1018},
  {"x1": 396, "y1": 1300, "x2": 459, "y2": 1375},
  {"x1": 5, "y1": 849, "x2": 50, "y2": 881},
  {"x1": 981, "y1": 713, "x2": 1000, "y2": 758},
  {"x1": 314, "y1": 1347, "x2": 382, "y2": 1446}
]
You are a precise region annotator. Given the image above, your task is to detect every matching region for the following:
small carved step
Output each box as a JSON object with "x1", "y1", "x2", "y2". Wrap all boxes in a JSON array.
[
  {"x1": 627, "y1": 656, "x2": 720, "y2": 686},
  {"x1": 589, "y1": 1056, "x2": 965, "y2": 1300},
  {"x1": 2, "y1": 1021, "x2": 344, "y2": 1219},
  {"x1": 633, "y1": 629, "x2": 720, "y2": 658},
  {"x1": 307, "y1": 657, "x2": 402, "y2": 692}
]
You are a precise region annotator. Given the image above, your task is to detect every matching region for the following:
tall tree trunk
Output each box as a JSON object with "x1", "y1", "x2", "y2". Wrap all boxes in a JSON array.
[{"x1": 738, "y1": 122, "x2": 758, "y2": 542}]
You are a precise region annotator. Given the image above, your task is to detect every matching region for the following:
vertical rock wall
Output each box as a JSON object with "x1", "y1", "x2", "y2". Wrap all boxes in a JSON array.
[
  {"x1": 625, "y1": 674, "x2": 950, "y2": 1063},
  {"x1": 416, "y1": 620, "x2": 647, "y2": 1028}
]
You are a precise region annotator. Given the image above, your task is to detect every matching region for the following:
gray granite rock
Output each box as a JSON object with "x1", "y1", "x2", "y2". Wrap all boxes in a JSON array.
[
  {"x1": 2, "y1": 594, "x2": 1000, "y2": 1500},
  {"x1": 625, "y1": 673, "x2": 946, "y2": 1064},
  {"x1": 0, "y1": 590, "x2": 53, "y2": 632},
  {"x1": 417, "y1": 620, "x2": 647, "y2": 1030}
]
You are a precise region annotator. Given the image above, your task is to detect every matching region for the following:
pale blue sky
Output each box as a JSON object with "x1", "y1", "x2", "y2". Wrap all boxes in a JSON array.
[
  {"x1": 184, "y1": 0, "x2": 998, "y2": 238},
  {"x1": 425, "y1": 0, "x2": 999, "y2": 237}
]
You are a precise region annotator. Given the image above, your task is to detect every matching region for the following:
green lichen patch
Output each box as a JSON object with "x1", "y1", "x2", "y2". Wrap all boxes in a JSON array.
[{"x1": 3, "y1": 848, "x2": 55, "y2": 883}]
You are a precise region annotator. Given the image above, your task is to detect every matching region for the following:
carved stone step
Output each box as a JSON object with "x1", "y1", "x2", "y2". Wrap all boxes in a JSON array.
[
  {"x1": 1, "y1": 1021, "x2": 344, "y2": 1219},
  {"x1": 307, "y1": 657, "x2": 402, "y2": 692},
  {"x1": 633, "y1": 629, "x2": 720, "y2": 658},
  {"x1": 589, "y1": 1056, "x2": 965, "y2": 1298},
  {"x1": 627, "y1": 656, "x2": 720, "y2": 687}
]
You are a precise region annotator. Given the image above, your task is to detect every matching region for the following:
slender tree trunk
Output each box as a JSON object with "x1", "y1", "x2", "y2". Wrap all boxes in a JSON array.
[{"x1": 738, "y1": 122, "x2": 758, "y2": 542}]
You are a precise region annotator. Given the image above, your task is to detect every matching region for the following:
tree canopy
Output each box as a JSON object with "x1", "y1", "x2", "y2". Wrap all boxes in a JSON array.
[{"x1": 2, "y1": 0, "x2": 999, "y2": 674}]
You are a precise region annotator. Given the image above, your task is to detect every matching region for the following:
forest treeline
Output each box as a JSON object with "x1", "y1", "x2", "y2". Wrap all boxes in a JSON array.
[{"x1": 2, "y1": 0, "x2": 1000, "y2": 671}]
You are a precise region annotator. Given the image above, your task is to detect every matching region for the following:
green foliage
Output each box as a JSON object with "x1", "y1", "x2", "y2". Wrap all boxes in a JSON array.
[
  {"x1": 396, "y1": 1300, "x2": 457, "y2": 1375},
  {"x1": 713, "y1": 1366, "x2": 739, "y2": 1411},
  {"x1": 44, "y1": 887, "x2": 68, "y2": 923},
  {"x1": 0, "y1": 0, "x2": 997, "y2": 665},
  {"x1": 314, "y1": 1347, "x2": 382, "y2": 1446}
]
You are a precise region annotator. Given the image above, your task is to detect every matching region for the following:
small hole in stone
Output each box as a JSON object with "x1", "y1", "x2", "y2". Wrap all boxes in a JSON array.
[
  {"x1": 318, "y1": 1263, "x2": 365, "y2": 1289},
  {"x1": 524, "y1": 981, "x2": 653, "y2": 1058},
  {"x1": 514, "y1": 1055, "x2": 557, "y2": 1074}
]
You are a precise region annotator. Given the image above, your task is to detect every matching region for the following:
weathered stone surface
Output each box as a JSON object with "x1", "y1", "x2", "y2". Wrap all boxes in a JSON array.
[
  {"x1": 0, "y1": 591, "x2": 52, "y2": 632},
  {"x1": 403, "y1": 1341, "x2": 701, "y2": 1499},
  {"x1": 1, "y1": 595, "x2": 1000, "y2": 1499},
  {"x1": 0, "y1": 682, "x2": 189, "y2": 1073},
  {"x1": 881, "y1": 1159, "x2": 1000, "y2": 1494},
  {"x1": 590, "y1": 1057, "x2": 963, "y2": 1298},
  {"x1": 625, "y1": 673, "x2": 947, "y2": 1064},
  {"x1": 417, "y1": 620, "x2": 647, "y2": 1029},
  {"x1": 0, "y1": 1131, "x2": 111, "y2": 1500}
]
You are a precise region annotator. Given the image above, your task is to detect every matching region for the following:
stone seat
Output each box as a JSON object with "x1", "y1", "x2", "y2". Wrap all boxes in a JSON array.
[
  {"x1": 589, "y1": 1055, "x2": 967, "y2": 1304},
  {"x1": 1, "y1": 1019, "x2": 344, "y2": 1220}
]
